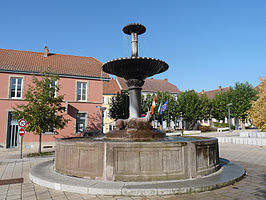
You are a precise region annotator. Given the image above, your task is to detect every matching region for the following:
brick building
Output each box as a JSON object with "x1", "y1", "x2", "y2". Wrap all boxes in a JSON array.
[{"x1": 0, "y1": 47, "x2": 109, "y2": 150}]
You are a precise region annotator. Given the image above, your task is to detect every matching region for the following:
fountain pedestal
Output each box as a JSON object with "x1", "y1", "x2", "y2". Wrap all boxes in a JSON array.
[{"x1": 127, "y1": 79, "x2": 144, "y2": 118}]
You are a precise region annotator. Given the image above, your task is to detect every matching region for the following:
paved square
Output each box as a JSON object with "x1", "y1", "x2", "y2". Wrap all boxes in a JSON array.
[{"x1": 0, "y1": 141, "x2": 266, "y2": 199}]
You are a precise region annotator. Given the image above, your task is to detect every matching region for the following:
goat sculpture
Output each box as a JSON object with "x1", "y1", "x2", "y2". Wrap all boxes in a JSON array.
[{"x1": 115, "y1": 108, "x2": 152, "y2": 131}]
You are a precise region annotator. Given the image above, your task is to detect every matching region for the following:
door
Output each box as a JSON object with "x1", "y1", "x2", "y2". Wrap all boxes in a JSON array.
[{"x1": 6, "y1": 112, "x2": 19, "y2": 148}]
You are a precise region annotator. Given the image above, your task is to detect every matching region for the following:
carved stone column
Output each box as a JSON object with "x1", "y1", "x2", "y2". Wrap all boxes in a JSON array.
[{"x1": 126, "y1": 79, "x2": 145, "y2": 118}]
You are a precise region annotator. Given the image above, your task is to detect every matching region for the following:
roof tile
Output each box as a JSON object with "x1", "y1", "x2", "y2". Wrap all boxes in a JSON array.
[
  {"x1": 0, "y1": 48, "x2": 109, "y2": 79},
  {"x1": 117, "y1": 77, "x2": 180, "y2": 93},
  {"x1": 103, "y1": 79, "x2": 121, "y2": 94}
]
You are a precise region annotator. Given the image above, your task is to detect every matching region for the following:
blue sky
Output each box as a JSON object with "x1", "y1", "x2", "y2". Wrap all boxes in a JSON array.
[{"x1": 0, "y1": 0, "x2": 265, "y2": 92}]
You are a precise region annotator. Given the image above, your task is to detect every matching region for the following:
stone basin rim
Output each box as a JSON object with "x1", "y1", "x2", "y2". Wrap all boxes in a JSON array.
[{"x1": 55, "y1": 136, "x2": 218, "y2": 143}]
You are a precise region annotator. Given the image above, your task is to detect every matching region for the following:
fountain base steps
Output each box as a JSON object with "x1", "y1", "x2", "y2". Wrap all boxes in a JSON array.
[{"x1": 30, "y1": 159, "x2": 245, "y2": 196}]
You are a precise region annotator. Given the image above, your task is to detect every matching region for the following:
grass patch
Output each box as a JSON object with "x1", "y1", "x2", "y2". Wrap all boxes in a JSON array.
[{"x1": 27, "y1": 151, "x2": 55, "y2": 157}]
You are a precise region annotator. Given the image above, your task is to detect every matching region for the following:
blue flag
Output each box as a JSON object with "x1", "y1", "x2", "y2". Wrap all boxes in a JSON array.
[{"x1": 160, "y1": 99, "x2": 168, "y2": 115}]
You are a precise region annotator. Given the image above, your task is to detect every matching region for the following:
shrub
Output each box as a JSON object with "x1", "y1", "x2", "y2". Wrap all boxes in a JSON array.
[{"x1": 200, "y1": 126, "x2": 212, "y2": 132}]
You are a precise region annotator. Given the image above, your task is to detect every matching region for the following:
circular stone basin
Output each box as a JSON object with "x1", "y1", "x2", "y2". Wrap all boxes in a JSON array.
[{"x1": 55, "y1": 136, "x2": 220, "y2": 182}]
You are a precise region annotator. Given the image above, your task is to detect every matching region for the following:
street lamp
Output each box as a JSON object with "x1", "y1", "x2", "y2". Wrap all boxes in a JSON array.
[
  {"x1": 96, "y1": 106, "x2": 107, "y2": 134},
  {"x1": 227, "y1": 103, "x2": 233, "y2": 132}
]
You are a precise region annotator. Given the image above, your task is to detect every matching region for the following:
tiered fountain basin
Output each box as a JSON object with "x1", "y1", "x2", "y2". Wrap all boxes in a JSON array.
[{"x1": 55, "y1": 136, "x2": 220, "y2": 182}]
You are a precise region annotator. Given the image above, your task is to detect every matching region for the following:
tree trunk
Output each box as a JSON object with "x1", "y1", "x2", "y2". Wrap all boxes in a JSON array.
[
  {"x1": 241, "y1": 120, "x2": 246, "y2": 130},
  {"x1": 38, "y1": 132, "x2": 42, "y2": 154}
]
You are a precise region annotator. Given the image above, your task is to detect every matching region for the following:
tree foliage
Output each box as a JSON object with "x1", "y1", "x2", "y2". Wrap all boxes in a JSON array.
[
  {"x1": 12, "y1": 73, "x2": 69, "y2": 153},
  {"x1": 210, "y1": 82, "x2": 258, "y2": 128},
  {"x1": 211, "y1": 89, "x2": 233, "y2": 121},
  {"x1": 109, "y1": 90, "x2": 129, "y2": 120},
  {"x1": 248, "y1": 78, "x2": 266, "y2": 131},
  {"x1": 175, "y1": 90, "x2": 210, "y2": 130},
  {"x1": 230, "y1": 82, "x2": 258, "y2": 122},
  {"x1": 109, "y1": 81, "x2": 258, "y2": 130}
]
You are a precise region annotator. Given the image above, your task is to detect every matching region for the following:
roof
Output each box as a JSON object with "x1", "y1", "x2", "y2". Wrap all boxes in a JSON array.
[
  {"x1": 0, "y1": 48, "x2": 109, "y2": 80},
  {"x1": 116, "y1": 77, "x2": 180, "y2": 94},
  {"x1": 200, "y1": 86, "x2": 230, "y2": 99},
  {"x1": 103, "y1": 79, "x2": 121, "y2": 94}
]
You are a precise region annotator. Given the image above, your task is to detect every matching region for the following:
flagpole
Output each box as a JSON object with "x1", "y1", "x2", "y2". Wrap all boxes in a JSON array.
[
  {"x1": 154, "y1": 114, "x2": 155, "y2": 128},
  {"x1": 168, "y1": 106, "x2": 169, "y2": 131}
]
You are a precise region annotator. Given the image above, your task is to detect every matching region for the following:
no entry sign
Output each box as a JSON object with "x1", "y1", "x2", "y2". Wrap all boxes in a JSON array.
[
  {"x1": 18, "y1": 119, "x2": 27, "y2": 128},
  {"x1": 19, "y1": 128, "x2": 26, "y2": 137}
]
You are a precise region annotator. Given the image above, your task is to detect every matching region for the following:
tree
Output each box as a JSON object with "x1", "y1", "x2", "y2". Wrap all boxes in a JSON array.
[
  {"x1": 109, "y1": 90, "x2": 129, "y2": 120},
  {"x1": 176, "y1": 90, "x2": 210, "y2": 130},
  {"x1": 211, "y1": 89, "x2": 233, "y2": 122},
  {"x1": 248, "y1": 78, "x2": 266, "y2": 131},
  {"x1": 12, "y1": 73, "x2": 69, "y2": 154},
  {"x1": 230, "y1": 82, "x2": 258, "y2": 129},
  {"x1": 199, "y1": 93, "x2": 212, "y2": 120}
]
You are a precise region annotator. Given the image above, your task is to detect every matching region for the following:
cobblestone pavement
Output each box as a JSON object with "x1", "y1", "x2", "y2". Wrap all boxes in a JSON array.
[{"x1": 0, "y1": 143, "x2": 266, "y2": 200}]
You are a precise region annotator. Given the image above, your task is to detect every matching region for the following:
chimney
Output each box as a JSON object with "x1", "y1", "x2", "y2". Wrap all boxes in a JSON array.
[
  {"x1": 44, "y1": 46, "x2": 49, "y2": 57},
  {"x1": 219, "y1": 86, "x2": 222, "y2": 91},
  {"x1": 201, "y1": 89, "x2": 205, "y2": 94},
  {"x1": 164, "y1": 78, "x2": 168, "y2": 81}
]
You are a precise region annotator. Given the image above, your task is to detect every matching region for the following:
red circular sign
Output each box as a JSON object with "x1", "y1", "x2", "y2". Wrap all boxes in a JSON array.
[
  {"x1": 19, "y1": 128, "x2": 26, "y2": 136},
  {"x1": 18, "y1": 119, "x2": 27, "y2": 128}
]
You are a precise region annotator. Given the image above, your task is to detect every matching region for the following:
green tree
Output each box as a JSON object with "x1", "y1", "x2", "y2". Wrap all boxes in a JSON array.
[
  {"x1": 12, "y1": 73, "x2": 69, "y2": 154},
  {"x1": 176, "y1": 90, "x2": 210, "y2": 130},
  {"x1": 211, "y1": 89, "x2": 233, "y2": 122},
  {"x1": 230, "y1": 82, "x2": 258, "y2": 129},
  {"x1": 109, "y1": 90, "x2": 129, "y2": 120},
  {"x1": 199, "y1": 93, "x2": 212, "y2": 120}
]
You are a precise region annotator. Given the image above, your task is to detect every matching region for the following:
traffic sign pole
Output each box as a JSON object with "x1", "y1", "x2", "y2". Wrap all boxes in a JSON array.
[
  {"x1": 20, "y1": 136, "x2": 23, "y2": 159},
  {"x1": 18, "y1": 119, "x2": 27, "y2": 159}
]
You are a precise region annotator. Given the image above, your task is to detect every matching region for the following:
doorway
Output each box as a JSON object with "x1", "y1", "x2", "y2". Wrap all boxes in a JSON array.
[{"x1": 6, "y1": 112, "x2": 19, "y2": 148}]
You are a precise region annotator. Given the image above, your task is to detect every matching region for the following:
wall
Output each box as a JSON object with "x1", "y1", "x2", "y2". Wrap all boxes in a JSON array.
[{"x1": 0, "y1": 72, "x2": 103, "y2": 148}]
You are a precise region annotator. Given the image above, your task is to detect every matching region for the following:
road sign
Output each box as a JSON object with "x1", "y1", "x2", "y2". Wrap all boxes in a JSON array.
[
  {"x1": 19, "y1": 128, "x2": 26, "y2": 137},
  {"x1": 18, "y1": 119, "x2": 27, "y2": 128}
]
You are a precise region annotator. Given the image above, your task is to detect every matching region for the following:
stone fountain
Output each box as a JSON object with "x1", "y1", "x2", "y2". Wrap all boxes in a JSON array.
[
  {"x1": 55, "y1": 23, "x2": 221, "y2": 181},
  {"x1": 30, "y1": 24, "x2": 245, "y2": 196}
]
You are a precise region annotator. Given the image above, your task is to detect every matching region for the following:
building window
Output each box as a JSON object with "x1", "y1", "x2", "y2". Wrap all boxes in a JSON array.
[
  {"x1": 104, "y1": 96, "x2": 109, "y2": 104},
  {"x1": 50, "y1": 81, "x2": 57, "y2": 97},
  {"x1": 104, "y1": 110, "x2": 108, "y2": 118},
  {"x1": 76, "y1": 113, "x2": 87, "y2": 133},
  {"x1": 77, "y1": 82, "x2": 87, "y2": 101},
  {"x1": 109, "y1": 124, "x2": 115, "y2": 131},
  {"x1": 10, "y1": 77, "x2": 23, "y2": 99}
]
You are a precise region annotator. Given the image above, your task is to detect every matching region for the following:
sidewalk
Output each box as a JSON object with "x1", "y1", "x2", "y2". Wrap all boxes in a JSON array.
[{"x1": 0, "y1": 143, "x2": 266, "y2": 199}]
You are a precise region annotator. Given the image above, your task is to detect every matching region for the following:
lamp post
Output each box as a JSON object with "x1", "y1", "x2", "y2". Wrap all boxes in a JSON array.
[
  {"x1": 227, "y1": 103, "x2": 233, "y2": 132},
  {"x1": 96, "y1": 106, "x2": 107, "y2": 133}
]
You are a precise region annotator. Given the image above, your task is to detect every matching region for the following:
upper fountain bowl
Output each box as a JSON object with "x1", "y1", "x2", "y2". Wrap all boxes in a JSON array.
[
  {"x1": 102, "y1": 57, "x2": 169, "y2": 80},
  {"x1": 123, "y1": 23, "x2": 146, "y2": 35}
]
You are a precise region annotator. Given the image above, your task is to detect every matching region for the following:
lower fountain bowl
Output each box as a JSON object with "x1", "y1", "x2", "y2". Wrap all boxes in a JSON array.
[{"x1": 55, "y1": 136, "x2": 220, "y2": 181}]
